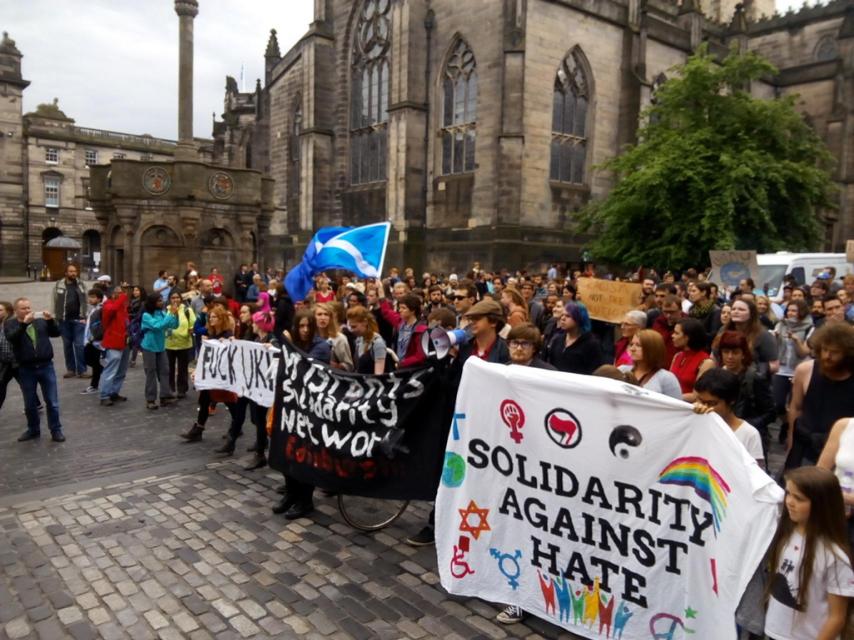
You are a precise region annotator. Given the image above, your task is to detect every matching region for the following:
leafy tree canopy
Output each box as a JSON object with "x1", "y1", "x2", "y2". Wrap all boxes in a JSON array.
[{"x1": 578, "y1": 45, "x2": 836, "y2": 271}]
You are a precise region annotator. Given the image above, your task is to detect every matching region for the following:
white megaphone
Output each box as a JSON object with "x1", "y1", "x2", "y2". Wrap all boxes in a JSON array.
[{"x1": 421, "y1": 327, "x2": 471, "y2": 360}]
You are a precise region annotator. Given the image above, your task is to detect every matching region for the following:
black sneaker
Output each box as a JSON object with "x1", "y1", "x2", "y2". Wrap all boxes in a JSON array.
[
  {"x1": 496, "y1": 605, "x2": 525, "y2": 624},
  {"x1": 51, "y1": 431, "x2": 66, "y2": 443},
  {"x1": 100, "y1": 399, "x2": 114, "y2": 407},
  {"x1": 17, "y1": 431, "x2": 40, "y2": 442},
  {"x1": 110, "y1": 394, "x2": 128, "y2": 402},
  {"x1": 405, "y1": 526, "x2": 435, "y2": 547}
]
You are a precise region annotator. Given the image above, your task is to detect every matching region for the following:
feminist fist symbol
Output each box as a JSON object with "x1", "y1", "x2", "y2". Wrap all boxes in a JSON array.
[{"x1": 500, "y1": 400, "x2": 525, "y2": 444}]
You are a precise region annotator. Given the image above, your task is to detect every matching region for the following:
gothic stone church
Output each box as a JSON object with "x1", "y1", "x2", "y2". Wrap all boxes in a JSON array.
[{"x1": 213, "y1": 0, "x2": 854, "y2": 273}]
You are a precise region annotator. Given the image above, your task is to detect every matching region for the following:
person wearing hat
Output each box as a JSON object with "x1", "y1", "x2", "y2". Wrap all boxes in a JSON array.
[
  {"x1": 96, "y1": 274, "x2": 111, "y2": 284},
  {"x1": 456, "y1": 298, "x2": 511, "y2": 365},
  {"x1": 406, "y1": 296, "x2": 511, "y2": 548}
]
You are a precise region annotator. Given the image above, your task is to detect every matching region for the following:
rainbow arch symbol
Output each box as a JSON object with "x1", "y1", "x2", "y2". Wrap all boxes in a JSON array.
[{"x1": 658, "y1": 456, "x2": 732, "y2": 533}]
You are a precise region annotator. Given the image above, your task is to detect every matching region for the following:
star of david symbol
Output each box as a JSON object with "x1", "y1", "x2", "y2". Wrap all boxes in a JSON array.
[{"x1": 458, "y1": 500, "x2": 491, "y2": 540}]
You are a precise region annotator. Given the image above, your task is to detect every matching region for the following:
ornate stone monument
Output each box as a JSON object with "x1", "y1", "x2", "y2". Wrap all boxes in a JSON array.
[{"x1": 90, "y1": 0, "x2": 272, "y2": 288}]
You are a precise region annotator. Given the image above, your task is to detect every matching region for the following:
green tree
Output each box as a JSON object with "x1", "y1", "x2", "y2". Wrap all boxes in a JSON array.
[{"x1": 578, "y1": 46, "x2": 836, "y2": 270}]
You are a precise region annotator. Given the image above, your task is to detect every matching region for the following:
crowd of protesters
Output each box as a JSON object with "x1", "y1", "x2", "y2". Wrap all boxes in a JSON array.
[{"x1": 3, "y1": 258, "x2": 854, "y2": 637}]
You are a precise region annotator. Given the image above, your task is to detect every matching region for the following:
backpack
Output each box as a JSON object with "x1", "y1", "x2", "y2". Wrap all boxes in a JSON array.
[{"x1": 89, "y1": 307, "x2": 104, "y2": 342}]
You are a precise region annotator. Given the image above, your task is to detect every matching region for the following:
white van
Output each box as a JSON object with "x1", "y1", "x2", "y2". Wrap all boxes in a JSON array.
[{"x1": 757, "y1": 252, "x2": 853, "y2": 298}]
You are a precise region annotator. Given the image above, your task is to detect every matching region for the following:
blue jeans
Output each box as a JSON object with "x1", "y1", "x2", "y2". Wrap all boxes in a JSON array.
[
  {"x1": 59, "y1": 319, "x2": 86, "y2": 374},
  {"x1": 18, "y1": 364, "x2": 62, "y2": 435},
  {"x1": 99, "y1": 348, "x2": 130, "y2": 400}
]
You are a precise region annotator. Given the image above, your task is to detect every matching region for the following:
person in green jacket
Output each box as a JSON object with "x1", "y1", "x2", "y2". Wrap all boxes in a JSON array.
[
  {"x1": 165, "y1": 290, "x2": 196, "y2": 399},
  {"x1": 141, "y1": 293, "x2": 179, "y2": 410}
]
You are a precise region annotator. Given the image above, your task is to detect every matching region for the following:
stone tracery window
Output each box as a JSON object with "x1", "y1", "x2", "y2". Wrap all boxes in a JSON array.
[
  {"x1": 550, "y1": 47, "x2": 591, "y2": 185},
  {"x1": 441, "y1": 39, "x2": 477, "y2": 175},
  {"x1": 290, "y1": 99, "x2": 302, "y2": 197},
  {"x1": 350, "y1": 0, "x2": 391, "y2": 185}
]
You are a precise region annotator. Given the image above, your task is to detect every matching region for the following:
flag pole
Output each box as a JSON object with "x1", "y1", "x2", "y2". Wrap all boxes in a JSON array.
[{"x1": 376, "y1": 221, "x2": 392, "y2": 280}]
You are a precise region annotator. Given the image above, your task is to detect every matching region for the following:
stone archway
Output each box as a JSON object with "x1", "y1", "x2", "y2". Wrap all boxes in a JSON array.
[
  {"x1": 40, "y1": 227, "x2": 65, "y2": 279},
  {"x1": 199, "y1": 227, "x2": 238, "y2": 293},
  {"x1": 140, "y1": 224, "x2": 185, "y2": 289},
  {"x1": 81, "y1": 229, "x2": 102, "y2": 274}
]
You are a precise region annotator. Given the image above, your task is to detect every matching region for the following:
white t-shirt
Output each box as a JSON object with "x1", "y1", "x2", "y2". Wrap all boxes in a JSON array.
[
  {"x1": 732, "y1": 420, "x2": 764, "y2": 465},
  {"x1": 765, "y1": 531, "x2": 854, "y2": 640}
]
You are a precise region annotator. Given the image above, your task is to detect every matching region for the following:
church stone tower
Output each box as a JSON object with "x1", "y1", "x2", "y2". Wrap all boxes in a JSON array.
[{"x1": 0, "y1": 32, "x2": 29, "y2": 275}]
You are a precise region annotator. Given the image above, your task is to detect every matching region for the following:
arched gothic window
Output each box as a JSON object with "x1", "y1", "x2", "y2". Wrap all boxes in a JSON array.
[
  {"x1": 550, "y1": 48, "x2": 591, "y2": 185},
  {"x1": 350, "y1": 0, "x2": 391, "y2": 185},
  {"x1": 290, "y1": 100, "x2": 302, "y2": 197},
  {"x1": 441, "y1": 39, "x2": 477, "y2": 175}
]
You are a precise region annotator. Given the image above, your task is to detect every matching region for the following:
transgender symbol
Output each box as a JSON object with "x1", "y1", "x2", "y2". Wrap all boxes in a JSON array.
[
  {"x1": 500, "y1": 399, "x2": 525, "y2": 444},
  {"x1": 490, "y1": 547, "x2": 523, "y2": 589},
  {"x1": 450, "y1": 536, "x2": 475, "y2": 579}
]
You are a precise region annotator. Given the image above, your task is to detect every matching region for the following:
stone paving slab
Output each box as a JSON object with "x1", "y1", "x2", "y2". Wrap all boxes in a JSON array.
[
  {"x1": 0, "y1": 461, "x2": 582, "y2": 640},
  {"x1": 0, "y1": 339, "x2": 222, "y2": 500}
]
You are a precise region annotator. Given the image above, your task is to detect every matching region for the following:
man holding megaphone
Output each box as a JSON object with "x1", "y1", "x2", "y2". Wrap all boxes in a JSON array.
[{"x1": 406, "y1": 298, "x2": 511, "y2": 547}]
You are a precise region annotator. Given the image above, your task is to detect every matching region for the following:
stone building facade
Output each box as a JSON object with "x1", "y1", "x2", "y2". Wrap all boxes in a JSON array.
[
  {"x1": 0, "y1": 31, "x2": 214, "y2": 278},
  {"x1": 213, "y1": 0, "x2": 854, "y2": 274}
]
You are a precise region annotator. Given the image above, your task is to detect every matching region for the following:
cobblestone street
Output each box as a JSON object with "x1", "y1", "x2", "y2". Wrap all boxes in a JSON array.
[{"x1": 0, "y1": 326, "x2": 579, "y2": 640}]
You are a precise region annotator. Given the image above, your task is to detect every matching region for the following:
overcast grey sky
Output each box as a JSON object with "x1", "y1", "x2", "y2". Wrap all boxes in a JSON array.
[
  {"x1": 3, "y1": 0, "x2": 314, "y2": 140},
  {"x1": 2, "y1": 0, "x2": 806, "y2": 140}
]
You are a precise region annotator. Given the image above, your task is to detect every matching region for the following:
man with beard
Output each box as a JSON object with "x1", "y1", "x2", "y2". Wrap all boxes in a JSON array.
[
  {"x1": 786, "y1": 323, "x2": 854, "y2": 468},
  {"x1": 422, "y1": 285, "x2": 452, "y2": 321},
  {"x1": 52, "y1": 263, "x2": 89, "y2": 378}
]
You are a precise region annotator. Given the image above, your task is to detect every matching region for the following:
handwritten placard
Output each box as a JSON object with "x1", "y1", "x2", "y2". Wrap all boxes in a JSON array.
[
  {"x1": 709, "y1": 250, "x2": 759, "y2": 289},
  {"x1": 576, "y1": 278, "x2": 643, "y2": 324}
]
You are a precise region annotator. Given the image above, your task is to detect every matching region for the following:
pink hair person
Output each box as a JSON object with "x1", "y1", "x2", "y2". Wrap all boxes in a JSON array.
[{"x1": 256, "y1": 291, "x2": 271, "y2": 313}]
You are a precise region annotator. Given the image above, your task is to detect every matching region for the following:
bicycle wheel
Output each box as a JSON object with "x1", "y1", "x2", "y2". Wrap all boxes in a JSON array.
[{"x1": 337, "y1": 494, "x2": 410, "y2": 532}]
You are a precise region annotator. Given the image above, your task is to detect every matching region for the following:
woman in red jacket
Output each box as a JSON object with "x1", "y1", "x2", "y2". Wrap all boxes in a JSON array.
[{"x1": 98, "y1": 285, "x2": 130, "y2": 405}]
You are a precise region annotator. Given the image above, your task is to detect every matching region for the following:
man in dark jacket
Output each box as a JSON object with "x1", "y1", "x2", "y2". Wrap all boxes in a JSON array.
[
  {"x1": 52, "y1": 262, "x2": 88, "y2": 378},
  {"x1": 4, "y1": 297, "x2": 65, "y2": 442}
]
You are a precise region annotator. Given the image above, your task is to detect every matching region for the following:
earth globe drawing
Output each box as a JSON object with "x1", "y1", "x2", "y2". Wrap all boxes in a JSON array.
[
  {"x1": 442, "y1": 452, "x2": 466, "y2": 488},
  {"x1": 720, "y1": 262, "x2": 750, "y2": 287}
]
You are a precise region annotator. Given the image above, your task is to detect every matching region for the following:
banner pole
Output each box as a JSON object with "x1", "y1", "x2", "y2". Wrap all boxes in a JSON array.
[{"x1": 376, "y1": 221, "x2": 392, "y2": 279}]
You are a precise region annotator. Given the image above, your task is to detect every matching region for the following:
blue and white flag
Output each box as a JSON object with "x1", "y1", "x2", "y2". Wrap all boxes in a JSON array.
[{"x1": 285, "y1": 222, "x2": 391, "y2": 302}]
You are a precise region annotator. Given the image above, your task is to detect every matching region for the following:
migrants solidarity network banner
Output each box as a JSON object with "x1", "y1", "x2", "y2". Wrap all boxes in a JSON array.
[
  {"x1": 193, "y1": 339, "x2": 278, "y2": 407},
  {"x1": 437, "y1": 359, "x2": 783, "y2": 640},
  {"x1": 268, "y1": 340, "x2": 451, "y2": 500}
]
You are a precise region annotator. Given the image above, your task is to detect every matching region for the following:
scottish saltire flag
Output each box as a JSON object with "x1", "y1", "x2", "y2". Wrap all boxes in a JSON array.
[{"x1": 285, "y1": 222, "x2": 391, "y2": 302}]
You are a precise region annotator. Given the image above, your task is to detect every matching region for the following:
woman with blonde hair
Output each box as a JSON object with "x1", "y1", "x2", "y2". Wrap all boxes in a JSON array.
[
  {"x1": 347, "y1": 305, "x2": 388, "y2": 374},
  {"x1": 618, "y1": 329, "x2": 682, "y2": 399},
  {"x1": 500, "y1": 287, "x2": 529, "y2": 329},
  {"x1": 315, "y1": 303, "x2": 353, "y2": 371}
]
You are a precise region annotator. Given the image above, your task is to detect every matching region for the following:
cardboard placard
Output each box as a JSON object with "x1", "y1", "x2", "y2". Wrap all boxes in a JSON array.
[
  {"x1": 846, "y1": 240, "x2": 854, "y2": 264},
  {"x1": 576, "y1": 278, "x2": 643, "y2": 324},
  {"x1": 708, "y1": 250, "x2": 759, "y2": 289}
]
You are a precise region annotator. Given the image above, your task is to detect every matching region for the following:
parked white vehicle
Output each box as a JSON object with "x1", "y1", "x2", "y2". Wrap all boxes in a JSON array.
[{"x1": 757, "y1": 252, "x2": 853, "y2": 299}]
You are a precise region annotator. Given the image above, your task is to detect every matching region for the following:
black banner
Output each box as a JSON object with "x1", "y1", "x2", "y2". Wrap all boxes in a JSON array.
[{"x1": 268, "y1": 341, "x2": 451, "y2": 500}]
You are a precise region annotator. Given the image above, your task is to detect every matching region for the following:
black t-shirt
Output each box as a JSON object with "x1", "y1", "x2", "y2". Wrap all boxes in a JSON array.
[{"x1": 65, "y1": 282, "x2": 81, "y2": 320}]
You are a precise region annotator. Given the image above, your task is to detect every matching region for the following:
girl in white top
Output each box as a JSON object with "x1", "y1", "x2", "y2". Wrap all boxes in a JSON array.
[
  {"x1": 617, "y1": 329, "x2": 682, "y2": 400},
  {"x1": 692, "y1": 367, "x2": 765, "y2": 469},
  {"x1": 764, "y1": 467, "x2": 854, "y2": 640}
]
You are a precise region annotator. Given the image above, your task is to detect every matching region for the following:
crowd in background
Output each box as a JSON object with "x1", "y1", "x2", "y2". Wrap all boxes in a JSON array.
[{"x1": 3, "y1": 258, "x2": 854, "y2": 636}]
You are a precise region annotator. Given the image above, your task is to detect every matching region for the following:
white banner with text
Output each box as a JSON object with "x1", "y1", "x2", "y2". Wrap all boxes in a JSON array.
[
  {"x1": 193, "y1": 339, "x2": 277, "y2": 407},
  {"x1": 437, "y1": 359, "x2": 782, "y2": 640}
]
